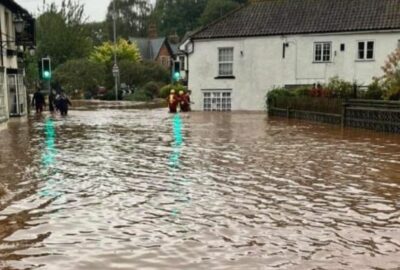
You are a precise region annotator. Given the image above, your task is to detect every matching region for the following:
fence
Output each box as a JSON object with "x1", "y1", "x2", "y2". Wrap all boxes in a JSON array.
[{"x1": 268, "y1": 98, "x2": 400, "y2": 133}]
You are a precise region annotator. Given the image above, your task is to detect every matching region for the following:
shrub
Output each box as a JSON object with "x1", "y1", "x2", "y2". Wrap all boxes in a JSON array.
[
  {"x1": 100, "y1": 90, "x2": 123, "y2": 100},
  {"x1": 142, "y1": 81, "x2": 161, "y2": 99},
  {"x1": 365, "y1": 80, "x2": 384, "y2": 100},
  {"x1": 159, "y1": 84, "x2": 186, "y2": 98},
  {"x1": 293, "y1": 86, "x2": 311, "y2": 96},
  {"x1": 124, "y1": 90, "x2": 152, "y2": 102},
  {"x1": 326, "y1": 76, "x2": 353, "y2": 98}
]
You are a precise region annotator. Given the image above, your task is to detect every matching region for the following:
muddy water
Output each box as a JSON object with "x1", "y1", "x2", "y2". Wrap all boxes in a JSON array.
[{"x1": 0, "y1": 109, "x2": 400, "y2": 270}]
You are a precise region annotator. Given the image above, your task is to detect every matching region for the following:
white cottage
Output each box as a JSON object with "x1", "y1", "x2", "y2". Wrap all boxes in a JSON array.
[
  {"x1": 0, "y1": 0, "x2": 35, "y2": 126},
  {"x1": 181, "y1": 0, "x2": 400, "y2": 111}
]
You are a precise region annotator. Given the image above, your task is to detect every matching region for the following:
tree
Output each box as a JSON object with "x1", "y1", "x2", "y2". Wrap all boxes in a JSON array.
[
  {"x1": 200, "y1": 0, "x2": 241, "y2": 26},
  {"x1": 151, "y1": 0, "x2": 208, "y2": 37},
  {"x1": 105, "y1": 0, "x2": 153, "y2": 39},
  {"x1": 89, "y1": 39, "x2": 141, "y2": 65},
  {"x1": 35, "y1": 1, "x2": 92, "y2": 69},
  {"x1": 53, "y1": 58, "x2": 106, "y2": 97},
  {"x1": 84, "y1": 21, "x2": 108, "y2": 46}
]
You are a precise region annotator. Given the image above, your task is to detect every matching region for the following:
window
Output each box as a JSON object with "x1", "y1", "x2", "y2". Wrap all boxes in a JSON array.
[
  {"x1": 397, "y1": 40, "x2": 400, "y2": 49},
  {"x1": 203, "y1": 91, "x2": 231, "y2": 111},
  {"x1": 340, "y1": 44, "x2": 345, "y2": 51},
  {"x1": 358, "y1": 41, "x2": 374, "y2": 60},
  {"x1": 160, "y1": 56, "x2": 170, "y2": 66},
  {"x1": 314, "y1": 42, "x2": 331, "y2": 62},
  {"x1": 218, "y1": 48, "x2": 233, "y2": 76},
  {"x1": 179, "y1": 56, "x2": 185, "y2": 71}
]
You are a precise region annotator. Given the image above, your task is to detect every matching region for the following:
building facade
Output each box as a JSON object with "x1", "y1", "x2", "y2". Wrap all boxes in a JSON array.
[
  {"x1": 0, "y1": 0, "x2": 35, "y2": 126},
  {"x1": 183, "y1": 0, "x2": 400, "y2": 111}
]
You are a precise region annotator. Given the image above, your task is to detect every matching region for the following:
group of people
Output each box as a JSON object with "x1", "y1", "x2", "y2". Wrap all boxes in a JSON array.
[
  {"x1": 167, "y1": 89, "x2": 191, "y2": 113},
  {"x1": 32, "y1": 88, "x2": 72, "y2": 116}
]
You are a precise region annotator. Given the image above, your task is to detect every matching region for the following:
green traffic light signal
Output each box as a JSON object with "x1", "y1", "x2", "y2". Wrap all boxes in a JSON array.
[
  {"x1": 173, "y1": 71, "x2": 180, "y2": 81},
  {"x1": 42, "y1": 58, "x2": 51, "y2": 80},
  {"x1": 43, "y1": 70, "x2": 51, "y2": 79}
]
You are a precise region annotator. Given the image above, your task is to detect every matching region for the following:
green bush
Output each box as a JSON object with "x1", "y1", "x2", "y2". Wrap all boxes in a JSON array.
[
  {"x1": 326, "y1": 76, "x2": 353, "y2": 98},
  {"x1": 383, "y1": 70, "x2": 400, "y2": 100},
  {"x1": 293, "y1": 86, "x2": 311, "y2": 96},
  {"x1": 100, "y1": 90, "x2": 123, "y2": 100},
  {"x1": 142, "y1": 81, "x2": 161, "y2": 99},
  {"x1": 365, "y1": 80, "x2": 384, "y2": 100},
  {"x1": 124, "y1": 90, "x2": 152, "y2": 102},
  {"x1": 159, "y1": 84, "x2": 186, "y2": 98}
]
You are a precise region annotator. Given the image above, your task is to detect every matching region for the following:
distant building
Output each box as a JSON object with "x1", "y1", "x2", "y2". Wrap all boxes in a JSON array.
[
  {"x1": 129, "y1": 37, "x2": 175, "y2": 69},
  {"x1": 181, "y1": 0, "x2": 400, "y2": 111},
  {"x1": 0, "y1": 0, "x2": 35, "y2": 125}
]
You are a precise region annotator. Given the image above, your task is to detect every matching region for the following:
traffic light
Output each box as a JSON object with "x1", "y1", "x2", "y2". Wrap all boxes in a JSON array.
[
  {"x1": 172, "y1": 61, "x2": 181, "y2": 81},
  {"x1": 42, "y1": 58, "x2": 51, "y2": 80}
]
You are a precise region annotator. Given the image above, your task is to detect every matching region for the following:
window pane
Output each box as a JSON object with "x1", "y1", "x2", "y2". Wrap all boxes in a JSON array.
[
  {"x1": 367, "y1": 41, "x2": 374, "y2": 59},
  {"x1": 358, "y1": 42, "x2": 365, "y2": 59},
  {"x1": 315, "y1": 44, "x2": 322, "y2": 61},
  {"x1": 219, "y1": 63, "x2": 233, "y2": 75},
  {"x1": 323, "y1": 43, "x2": 330, "y2": 61}
]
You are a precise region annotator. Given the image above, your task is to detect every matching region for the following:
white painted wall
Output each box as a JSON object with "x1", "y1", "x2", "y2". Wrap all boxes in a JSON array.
[
  {"x1": 0, "y1": 4, "x2": 25, "y2": 122},
  {"x1": 188, "y1": 31, "x2": 400, "y2": 111}
]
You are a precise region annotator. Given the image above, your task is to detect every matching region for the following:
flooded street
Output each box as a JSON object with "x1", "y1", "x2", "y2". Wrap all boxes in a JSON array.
[{"x1": 0, "y1": 109, "x2": 400, "y2": 270}]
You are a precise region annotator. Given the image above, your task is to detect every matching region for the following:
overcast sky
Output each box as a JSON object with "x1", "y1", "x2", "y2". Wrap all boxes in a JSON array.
[{"x1": 15, "y1": 0, "x2": 111, "y2": 22}]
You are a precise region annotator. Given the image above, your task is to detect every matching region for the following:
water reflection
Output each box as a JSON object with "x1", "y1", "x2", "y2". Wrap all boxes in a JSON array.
[{"x1": 0, "y1": 110, "x2": 399, "y2": 270}]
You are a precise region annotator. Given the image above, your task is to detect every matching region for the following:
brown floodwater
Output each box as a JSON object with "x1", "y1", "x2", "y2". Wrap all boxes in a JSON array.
[{"x1": 0, "y1": 109, "x2": 399, "y2": 270}]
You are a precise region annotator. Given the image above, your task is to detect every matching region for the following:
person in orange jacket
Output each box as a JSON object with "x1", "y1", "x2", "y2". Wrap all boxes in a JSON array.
[
  {"x1": 167, "y1": 89, "x2": 178, "y2": 113},
  {"x1": 179, "y1": 90, "x2": 191, "y2": 112}
]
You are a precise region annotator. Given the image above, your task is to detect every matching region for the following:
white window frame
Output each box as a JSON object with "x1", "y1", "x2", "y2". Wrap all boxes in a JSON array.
[
  {"x1": 203, "y1": 90, "x2": 232, "y2": 111},
  {"x1": 218, "y1": 47, "x2": 234, "y2": 76},
  {"x1": 313, "y1": 42, "x2": 332, "y2": 63},
  {"x1": 357, "y1": 40, "x2": 375, "y2": 61}
]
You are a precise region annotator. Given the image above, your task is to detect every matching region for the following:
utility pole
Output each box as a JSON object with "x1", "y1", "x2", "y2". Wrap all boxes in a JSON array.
[{"x1": 112, "y1": 0, "x2": 119, "y2": 101}]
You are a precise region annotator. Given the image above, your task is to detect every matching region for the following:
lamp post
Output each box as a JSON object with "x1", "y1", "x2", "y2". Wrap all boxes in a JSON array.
[{"x1": 112, "y1": 0, "x2": 119, "y2": 101}]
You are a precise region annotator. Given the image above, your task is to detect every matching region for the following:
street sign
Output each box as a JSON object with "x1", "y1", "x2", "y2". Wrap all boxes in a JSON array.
[{"x1": 112, "y1": 64, "x2": 119, "y2": 76}]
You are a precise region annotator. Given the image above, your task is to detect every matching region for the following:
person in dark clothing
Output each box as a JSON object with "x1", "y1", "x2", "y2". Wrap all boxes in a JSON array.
[
  {"x1": 48, "y1": 90, "x2": 56, "y2": 113},
  {"x1": 58, "y1": 94, "x2": 72, "y2": 116},
  {"x1": 32, "y1": 89, "x2": 45, "y2": 114}
]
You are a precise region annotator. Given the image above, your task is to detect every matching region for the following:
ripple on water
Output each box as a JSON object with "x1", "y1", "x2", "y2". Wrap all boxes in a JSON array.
[{"x1": 0, "y1": 110, "x2": 399, "y2": 270}]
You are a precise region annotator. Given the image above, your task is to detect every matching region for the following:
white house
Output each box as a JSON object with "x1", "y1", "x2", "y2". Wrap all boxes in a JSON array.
[
  {"x1": 181, "y1": 0, "x2": 400, "y2": 111},
  {"x1": 0, "y1": 0, "x2": 35, "y2": 127}
]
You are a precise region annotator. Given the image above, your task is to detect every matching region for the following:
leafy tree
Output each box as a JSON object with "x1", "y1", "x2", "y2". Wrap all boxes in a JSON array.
[
  {"x1": 84, "y1": 21, "x2": 108, "y2": 46},
  {"x1": 118, "y1": 59, "x2": 170, "y2": 88},
  {"x1": 36, "y1": 1, "x2": 92, "y2": 69},
  {"x1": 105, "y1": 0, "x2": 153, "y2": 39},
  {"x1": 89, "y1": 39, "x2": 141, "y2": 65},
  {"x1": 53, "y1": 58, "x2": 106, "y2": 97},
  {"x1": 200, "y1": 0, "x2": 241, "y2": 26},
  {"x1": 151, "y1": 0, "x2": 208, "y2": 37}
]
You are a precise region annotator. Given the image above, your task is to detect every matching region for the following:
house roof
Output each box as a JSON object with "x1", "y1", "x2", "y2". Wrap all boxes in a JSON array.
[
  {"x1": 191, "y1": 0, "x2": 400, "y2": 40},
  {"x1": 129, "y1": 37, "x2": 167, "y2": 60}
]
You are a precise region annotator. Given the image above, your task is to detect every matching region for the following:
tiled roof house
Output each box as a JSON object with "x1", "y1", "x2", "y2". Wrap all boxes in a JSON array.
[{"x1": 182, "y1": 0, "x2": 400, "y2": 111}]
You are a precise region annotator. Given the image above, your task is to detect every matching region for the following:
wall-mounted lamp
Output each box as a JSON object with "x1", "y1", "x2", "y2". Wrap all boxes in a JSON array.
[
  {"x1": 13, "y1": 16, "x2": 25, "y2": 34},
  {"x1": 240, "y1": 50, "x2": 244, "y2": 56}
]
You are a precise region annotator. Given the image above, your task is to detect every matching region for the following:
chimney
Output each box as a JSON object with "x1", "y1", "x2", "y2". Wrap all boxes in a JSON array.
[
  {"x1": 148, "y1": 23, "x2": 157, "y2": 39},
  {"x1": 168, "y1": 31, "x2": 179, "y2": 44}
]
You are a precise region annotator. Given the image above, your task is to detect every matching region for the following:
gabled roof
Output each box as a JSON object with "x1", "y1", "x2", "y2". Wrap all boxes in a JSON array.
[
  {"x1": 191, "y1": 0, "x2": 400, "y2": 40},
  {"x1": 129, "y1": 37, "x2": 168, "y2": 60}
]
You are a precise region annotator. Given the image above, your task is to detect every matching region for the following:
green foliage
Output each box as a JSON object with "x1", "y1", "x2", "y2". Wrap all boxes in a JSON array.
[
  {"x1": 326, "y1": 76, "x2": 353, "y2": 98},
  {"x1": 89, "y1": 39, "x2": 141, "y2": 65},
  {"x1": 142, "y1": 81, "x2": 161, "y2": 98},
  {"x1": 105, "y1": 0, "x2": 152, "y2": 39},
  {"x1": 365, "y1": 80, "x2": 384, "y2": 100},
  {"x1": 200, "y1": 0, "x2": 241, "y2": 26},
  {"x1": 293, "y1": 86, "x2": 311, "y2": 96},
  {"x1": 159, "y1": 84, "x2": 186, "y2": 98},
  {"x1": 124, "y1": 90, "x2": 152, "y2": 102},
  {"x1": 118, "y1": 60, "x2": 169, "y2": 88},
  {"x1": 84, "y1": 21, "x2": 108, "y2": 46},
  {"x1": 380, "y1": 49, "x2": 400, "y2": 100},
  {"x1": 53, "y1": 58, "x2": 106, "y2": 96},
  {"x1": 36, "y1": 1, "x2": 92, "y2": 69}
]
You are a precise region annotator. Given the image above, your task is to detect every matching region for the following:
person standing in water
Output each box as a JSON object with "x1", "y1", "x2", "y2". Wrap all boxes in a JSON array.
[{"x1": 32, "y1": 88, "x2": 46, "y2": 114}]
